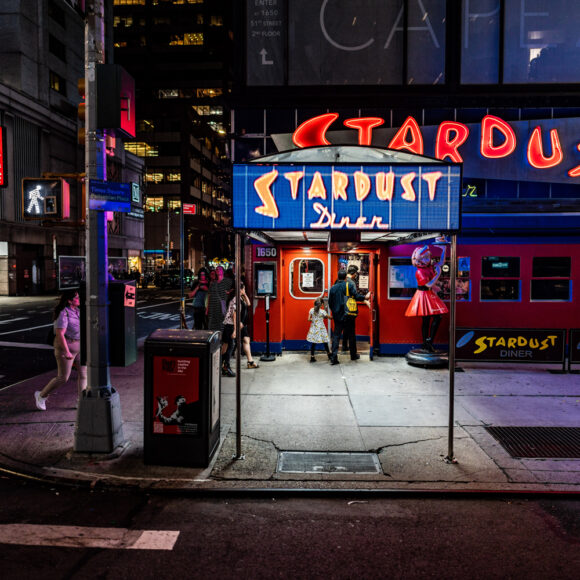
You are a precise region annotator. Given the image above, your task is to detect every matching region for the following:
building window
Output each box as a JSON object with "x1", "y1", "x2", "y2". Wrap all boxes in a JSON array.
[
  {"x1": 157, "y1": 89, "x2": 179, "y2": 99},
  {"x1": 114, "y1": 16, "x2": 134, "y2": 28},
  {"x1": 145, "y1": 172, "x2": 164, "y2": 184},
  {"x1": 167, "y1": 172, "x2": 181, "y2": 182},
  {"x1": 210, "y1": 14, "x2": 223, "y2": 26},
  {"x1": 114, "y1": 0, "x2": 146, "y2": 6},
  {"x1": 124, "y1": 142, "x2": 158, "y2": 157},
  {"x1": 49, "y1": 35, "x2": 67, "y2": 62},
  {"x1": 196, "y1": 88, "x2": 222, "y2": 98},
  {"x1": 169, "y1": 33, "x2": 203, "y2": 46},
  {"x1": 531, "y1": 257, "x2": 571, "y2": 301},
  {"x1": 481, "y1": 257, "x2": 521, "y2": 301},
  {"x1": 145, "y1": 197, "x2": 164, "y2": 212},
  {"x1": 48, "y1": 0, "x2": 66, "y2": 27},
  {"x1": 49, "y1": 71, "x2": 67, "y2": 96},
  {"x1": 167, "y1": 199, "x2": 181, "y2": 211}
]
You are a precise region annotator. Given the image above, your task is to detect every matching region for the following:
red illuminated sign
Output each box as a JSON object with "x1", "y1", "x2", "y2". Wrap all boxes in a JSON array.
[
  {"x1": 0, "y1": 126, "x2": 5, "y2": 187},
  {"x1": 183, "y1": 203, "x2": 196, "y2": 215},
  {"x1": 290, "y1": 113, "x2": 580, "y2": 180}
]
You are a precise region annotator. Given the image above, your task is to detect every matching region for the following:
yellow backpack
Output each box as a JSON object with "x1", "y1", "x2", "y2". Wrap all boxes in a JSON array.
[{"x1": 345, "y1": 282, "x2": 358, "y2": 316}]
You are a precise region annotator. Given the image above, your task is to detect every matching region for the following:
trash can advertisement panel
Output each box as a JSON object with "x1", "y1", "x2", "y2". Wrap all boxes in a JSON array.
[
  {"x1": 152, "y1": 356, "x2": 201, "y2": 435},
  {"x1": 211, "y1": 349, "x2": 220, "y2": 432}
]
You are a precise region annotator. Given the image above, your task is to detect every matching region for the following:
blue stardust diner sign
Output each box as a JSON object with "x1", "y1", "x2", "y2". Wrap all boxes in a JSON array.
[{"x1": 233, "y1": 163, "x2": 462, "y2": 232}]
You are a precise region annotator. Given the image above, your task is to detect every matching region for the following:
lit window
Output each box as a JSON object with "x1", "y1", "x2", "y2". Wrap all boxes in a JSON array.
[
  {"x1": 531, "y1": 257, "x2": 571, "y2": 301},
  {"x1": 169, "y1": 33, "x2": 203, "y2": 46},
  {"x1": 114, "y1": 41, "x2": 128, "y2": 48},
  {"x1": 145, "y1": 197, "x2": 164, "y2": 212},
  {"x1": 49, "y1": 71, "x2": 67, "y2": 96},
  {"x1": 157, "y1": 89, "x2": 179, "y2": 99},
  {"x1": 114, "y1": 0, "x2": 146, "y2": 5},
  {"x1": 145, "y1": 172, "x2": 163, "y2": 184},
  {"x1": 113, "y1": 16, "x2": 133, "y2": 27},
  {"x1": 124, "y1": 142, "x2": 159, "y2": 157},
  {"x1": 210, "y1": 15, "x2": 223, "y2": 26},
  {"x1": 167, "y1": 172, "x2": 181, "y2": 182},
  {"x1": 196, "y1": 88, "x2": 222, "y2": 98},
  {"x1": 167, "y1": 199, "x2": 181, "y2": 211}
]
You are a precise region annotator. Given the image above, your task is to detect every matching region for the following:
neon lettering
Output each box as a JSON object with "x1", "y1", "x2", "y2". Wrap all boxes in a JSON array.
[
  {"x1": 388, "y1": 116, "x2": 424, "y2": 155},
  {"x1": 435, "y1": 122, "x2": 469, "y2": 162},
  {"x1": 307, "y1": 171, "x2": 327, "y2": 200},
  {"x1": 354, "y1": 171, "x2": 371, "y2": 202},
  {"x1": 507, "y1": 337, "x2": 517, "y2": 348},
  {"x1": 527, "y1": 127, "x2": 563, "y2": 169},
  {"x1": 311, "y1": 202, "x2": 390, "y2": 230},
  {"x1": 375, "y1": 171, "x2": 395, "y2": 201},
  {"x1": 292, "y1": 113, "x2": 338, "y2": 148},
  {"x1": 284, "y1": 171, "x2": 304, "y2": 200},
  {"x1": 254, "y1": 169, "x2": 279, "y2": 218},
  {"x1": 496, "y1": 337, "x2": 506, "y2": 347},
  {"x1": 474, "y1": 336, "x2": 488, "y2": 354},
  {"x1": 400, "y1": 172, "x2": 417, "y2": 202},
  {"x1": 344, "y1": 117, "x2": 384, "y2": 146},
  {"x1": 568, "y1": 144, "x2": 580, "y2": 177},
  {"x1": 422, "y1": 171, "x2": 443, "y2": 201},
  {"x1": 332, "y1": 171, "x2": 348, "y2": 200},
  {"x1": 481, "y1": 115, "x2": 517, "y2": 159}
]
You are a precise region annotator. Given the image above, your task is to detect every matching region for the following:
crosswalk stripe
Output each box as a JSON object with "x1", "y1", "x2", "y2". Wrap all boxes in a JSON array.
[{"x1": 0, "y1": 524, "x2": 180, "y2": 550}]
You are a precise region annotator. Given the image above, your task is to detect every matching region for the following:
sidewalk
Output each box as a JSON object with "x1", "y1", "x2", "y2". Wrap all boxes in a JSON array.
[{"x1": 1, "y1": 346, "x2": 579, "y2": 493}]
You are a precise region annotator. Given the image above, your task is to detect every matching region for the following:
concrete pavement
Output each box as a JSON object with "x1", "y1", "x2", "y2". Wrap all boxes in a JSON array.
[{"x1": 1, "y1": 340, "x2": 580, "y2": 493}]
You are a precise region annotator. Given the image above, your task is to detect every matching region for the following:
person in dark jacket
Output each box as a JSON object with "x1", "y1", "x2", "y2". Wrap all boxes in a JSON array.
[{"x1": 327, "y1": 270, "x2": 369, "y2": 364}]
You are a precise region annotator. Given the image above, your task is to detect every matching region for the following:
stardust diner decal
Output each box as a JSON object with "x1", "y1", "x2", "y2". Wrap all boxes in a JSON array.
[{"x1": 233, "y1": 163, "x2": 461, "y2": 232}]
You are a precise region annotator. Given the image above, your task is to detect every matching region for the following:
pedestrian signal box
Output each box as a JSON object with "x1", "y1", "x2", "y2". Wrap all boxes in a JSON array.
[{"x1": 22, "y1": 178, "x2": 70, "y2": 220}]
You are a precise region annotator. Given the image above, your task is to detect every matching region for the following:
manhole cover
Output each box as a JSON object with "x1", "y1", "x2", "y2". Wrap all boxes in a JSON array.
[
  {"x1": 277, "y1": 451, "x2": 381, "y2": 474},
  {"x1": 485, "y1": 426, "x2": 580, "y2": 458}
]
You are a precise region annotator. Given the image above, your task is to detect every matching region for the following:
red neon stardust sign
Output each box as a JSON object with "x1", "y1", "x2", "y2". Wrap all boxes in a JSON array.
[{"x1": 292, "y1": 113, "x2": 580, "y2": 177}]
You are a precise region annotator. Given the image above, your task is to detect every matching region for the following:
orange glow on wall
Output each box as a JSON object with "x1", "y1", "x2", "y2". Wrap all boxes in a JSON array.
[
  {"x1": 480, "y1": 115, "x2": 517, "y2": 159},
  {"x1": 527, "y1": 126, "x2": 563, "y2": 169},
  {"x1": 435, "y1": 122, "x2": 470, "y2": 162},
  {"x1": 387, "y1": 117, "x2": 424, "y2": 155}
]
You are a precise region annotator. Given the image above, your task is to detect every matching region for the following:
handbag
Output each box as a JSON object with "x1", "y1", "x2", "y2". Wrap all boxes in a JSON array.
[{"x1": 345, "y1": 283, "x2": 358, "y2": 317}]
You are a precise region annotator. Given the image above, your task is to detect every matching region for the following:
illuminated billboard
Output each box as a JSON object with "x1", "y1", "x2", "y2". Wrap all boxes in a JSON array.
[{"x1": 233, "y1": 162, "x2": 461, "y2": 232}]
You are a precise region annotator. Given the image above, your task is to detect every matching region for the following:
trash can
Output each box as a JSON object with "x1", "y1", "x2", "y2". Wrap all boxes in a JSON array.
[
  {"x1": 143, "y1": 329, "x2": 221, "y2": 467},
  {"x1": 108, "y1": 280, "x2": 137, "y2": 367}
]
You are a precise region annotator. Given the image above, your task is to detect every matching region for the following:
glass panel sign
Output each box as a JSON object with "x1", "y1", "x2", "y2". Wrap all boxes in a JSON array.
[{"x1": 233, "y1": 163, "x2": 461, "y2": 232}]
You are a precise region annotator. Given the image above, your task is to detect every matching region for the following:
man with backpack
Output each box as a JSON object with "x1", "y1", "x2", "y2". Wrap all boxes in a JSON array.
[{"x1": 328, "y1": 269, "x2": 370, "y2": 365}]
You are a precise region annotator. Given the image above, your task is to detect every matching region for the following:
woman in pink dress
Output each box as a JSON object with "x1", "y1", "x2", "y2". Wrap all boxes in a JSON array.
[{"x1": 405, "y1": 238, "x2": 448, "y2": 352}]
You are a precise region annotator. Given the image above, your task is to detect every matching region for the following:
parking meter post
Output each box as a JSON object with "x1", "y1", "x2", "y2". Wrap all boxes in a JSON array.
[{"x1": 260, "y1": 294, "x2": 276, "y2": 362}]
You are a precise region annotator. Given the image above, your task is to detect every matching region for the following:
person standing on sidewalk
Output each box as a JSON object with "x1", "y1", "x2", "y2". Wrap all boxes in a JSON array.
[
  {"x1": 34, "y1": 289, "x2": 87, "y2": 411},
  {"x1": 328, "y1": 270, "x2": 369, "y2": 364},
  {"x1": 306, "y1": 297, "x2": 331, "y2": 362}
]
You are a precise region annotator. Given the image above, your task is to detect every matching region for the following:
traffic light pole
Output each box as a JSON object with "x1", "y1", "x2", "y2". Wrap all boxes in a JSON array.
[{"x1": 74, "y1": 0, "x2": 124, "y2": 453}]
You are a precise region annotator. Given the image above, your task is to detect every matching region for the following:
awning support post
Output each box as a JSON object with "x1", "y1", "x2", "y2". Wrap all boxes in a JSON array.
[{"x1": 444, "y1": 233, "x2": 458, "y2": 464}]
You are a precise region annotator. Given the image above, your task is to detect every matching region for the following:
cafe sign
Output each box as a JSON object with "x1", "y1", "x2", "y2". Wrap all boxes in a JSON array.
[{"x1": 456, "y1": 328, "x2": 566, "y2": 364}]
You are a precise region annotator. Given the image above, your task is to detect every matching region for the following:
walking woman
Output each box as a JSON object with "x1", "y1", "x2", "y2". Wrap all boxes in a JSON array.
[{"x1": 34, "y1": 289, "x2": 87, "y2": 410}]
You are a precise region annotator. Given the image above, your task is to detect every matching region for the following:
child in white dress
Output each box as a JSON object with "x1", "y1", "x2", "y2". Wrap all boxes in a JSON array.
[{"x1": 306, "y1": 298, "x2": 331, "y2": 362}]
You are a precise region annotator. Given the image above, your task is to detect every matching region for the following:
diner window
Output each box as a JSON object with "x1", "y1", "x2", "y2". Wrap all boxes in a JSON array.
[
  {"x1": 289, "y1": 259, "x2": 324, "y2": 299},
  {"x1": 531, "y1": 257, "x2": 571, "y2": 301},
  {"x1": 481, "y1": 257, "x2": 521, "y2": 301}
]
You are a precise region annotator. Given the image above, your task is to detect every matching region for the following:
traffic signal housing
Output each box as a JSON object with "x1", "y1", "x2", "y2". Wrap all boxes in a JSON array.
[{"x1": 22, "y1": 178, "x2": 70, "y2": 220}]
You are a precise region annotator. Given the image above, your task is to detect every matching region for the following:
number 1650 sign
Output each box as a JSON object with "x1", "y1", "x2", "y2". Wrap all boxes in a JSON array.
[{"x1": 256, "y1": 246, "x2": 276, "y2": 258}]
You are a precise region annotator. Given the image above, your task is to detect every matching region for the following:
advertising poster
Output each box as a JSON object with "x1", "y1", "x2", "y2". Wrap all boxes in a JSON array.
[
  {"x1": 59, "y1": 256, "x2": 86, "y2": 290},
  {"x1": 152, "y1": 356, "x2": 200, "y2": 435},
  {"x1": 456, "y1": 328, "x2": 566, "y2": 364}
]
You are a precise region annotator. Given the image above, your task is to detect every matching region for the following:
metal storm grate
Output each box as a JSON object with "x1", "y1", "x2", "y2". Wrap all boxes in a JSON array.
[
  {"x1": 485, "y1": 427, "x2": 580, "y2": 458},
  {"x1": 277, "y1": 451, "x2": 382, "y2": 474}
]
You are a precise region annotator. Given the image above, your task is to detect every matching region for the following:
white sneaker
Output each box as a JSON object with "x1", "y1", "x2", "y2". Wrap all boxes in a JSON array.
[{"x1": 34, "y1": 391, "x2": 46, "y2": 411}]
